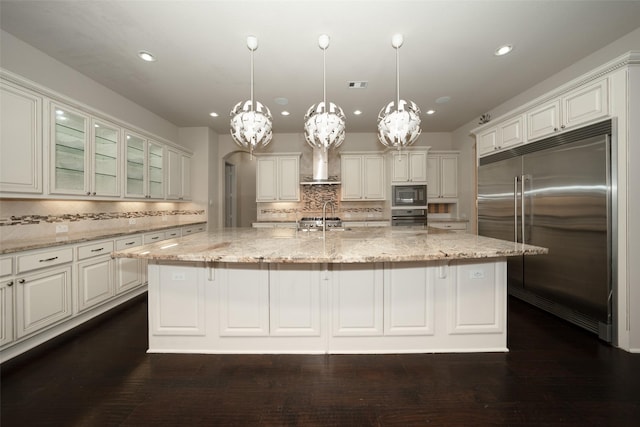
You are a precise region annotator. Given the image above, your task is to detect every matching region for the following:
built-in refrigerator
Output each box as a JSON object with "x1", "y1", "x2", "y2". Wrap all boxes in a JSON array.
[{"x1": 477, "y1": 120, "x2": 615, "y2": 342}]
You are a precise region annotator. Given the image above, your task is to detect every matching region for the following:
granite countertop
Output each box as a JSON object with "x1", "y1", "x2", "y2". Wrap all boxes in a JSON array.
[
  {"x1": 112, "y1": 227, "x2": 547, "y2": 264},
  {"x1": 0, "y1": 221, "x2": 207, "y2": 255}
]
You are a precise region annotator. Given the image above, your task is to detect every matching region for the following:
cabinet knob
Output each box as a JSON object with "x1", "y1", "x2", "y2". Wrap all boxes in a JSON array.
[
  {"x1": 18, "y1": 279, "x2": 26, "y2": 284},
  {"x1": 92, "y1": 192, "x2": 96, "y2": 196},
  {"x1": 561, "y1": 125, "x2": 566, "y2": 129},
  {"x1": 553, "y1": 127, "x2": 559, "y2": 131},
  {"x1": 86, "y1": 191, "x2": 91, "y2": 195}
]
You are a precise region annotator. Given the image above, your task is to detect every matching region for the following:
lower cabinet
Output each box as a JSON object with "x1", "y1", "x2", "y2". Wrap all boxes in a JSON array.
[
  {"x1": 0, "y1": 278, "x2": 14, "y2": 347},
  {"x1": 115, "y1": 236, "x2": 144, "y2": 294},
  {"x1": 15, "y1": 266, "x2": 73, "y2": 339},
  {"x1": 147, "y1": 258, "x2": 507, "y2": 354},
  {"x1": 76, "y1": 255, "x2": 114, "y2": 313}
]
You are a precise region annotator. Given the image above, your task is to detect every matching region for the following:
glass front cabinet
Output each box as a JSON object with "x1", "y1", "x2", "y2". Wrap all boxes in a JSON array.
[
  {"x1": 50, "y1": 103, "x2": 120, "y2": 197},
  {"x1": 125, "y1": 131, "x2": 164, "y2": 199}
]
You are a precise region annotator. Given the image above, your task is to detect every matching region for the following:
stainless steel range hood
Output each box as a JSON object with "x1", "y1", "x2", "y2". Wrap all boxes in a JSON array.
[{"x1": 300, "y1": 149, "x2": 341, "y2": 185}]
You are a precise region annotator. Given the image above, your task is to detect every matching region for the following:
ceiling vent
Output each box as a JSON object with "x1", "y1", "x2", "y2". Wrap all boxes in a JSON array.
[{"x1": 347, "y1": 81, "x2": 368, "y2": 89}]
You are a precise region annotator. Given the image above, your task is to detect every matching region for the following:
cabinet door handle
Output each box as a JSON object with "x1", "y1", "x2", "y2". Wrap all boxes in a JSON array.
[
  {"x1": 125, "y1": 241, "x2": 135, "y2": 246},
  {"x1": 91, "y1": 247, "x2": 104, "y2": 252},
  {"x1": 6, "y1": 281, "x2": 13, "y2": 287},
  {"x1": 39, "y1": 256, "x2": 59, "y2": 262},
  {"x1": 18, "y1": 279, "x2": 25, "y2": 284},
  {"x1": 150, "y1": 236, "x2": 159, "y2": 240}
]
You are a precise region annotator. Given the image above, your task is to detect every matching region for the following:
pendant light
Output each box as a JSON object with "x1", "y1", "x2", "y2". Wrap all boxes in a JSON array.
[
  {"x1": 377, "y1": 33, "x2": 421, "y2": 150},
  {"x1": 230, "y1": 35, "x2": 273, "y2": 155},
  {"x1": 304, "y1": 34, "x2": 346, "y2": 152}
]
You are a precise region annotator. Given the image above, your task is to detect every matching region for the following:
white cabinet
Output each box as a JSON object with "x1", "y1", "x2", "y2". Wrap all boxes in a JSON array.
[
  {"x1": 256, "y1": 154, "x2": 300, "y2": 202},
  {"x1": 49, "y1": 103, "x2": 90, "y2": 195},
  {"x1": 384, "y1": 261, "x2": 435, "y2": 336},
  {"x1": 114, "y1": 235, "x2": 144, "y2": 294},
  {"x1": 148, "y1": 264, "x2": 206, "y2": 336},
  {"x1": 390, "y1": 150, "x2": 428, "y2": 183},
  {"x1": 527, "y1": 78, "x2": 608, "y2": 141},
  {"x1": 0, "y1": 276, "x2": 15, "y2": 347},
  {"x1": 76, "y1": 240, "x2": 115, "y2": 313},
  {"x1": 331, "y1": 263, "x2": 384, "y2": 336},
  {"x1": 182, "y1": 224, "x2": 206, "y2": 235},
  {"x1": 343, "y1": 221, "x2": 390, "y2": 228},
  {"x1": 340, "y1": 153, "x2": 385, "y2": 201},
  {"x1": 269, "y1": 264, "x2": 322, "y2": 337},
  {"x1": 166, "y1": 148, "x2": 191, "y2": 200},
  {"x1": 218, "y1": 263, "x2": 270, "y2": 336},
  {"x1": 429, "y1": 221, "x2": 467, "y2": 233},
  {"x1": 124, "y1": 131, "x2": 164, "y2": 199},
  {"x1": 477, "y1": 115, "x2": 525, "y2": 156},
  {"x1": 51, "y1": 109, "x2": 122, "y2": 197},
  {"x1": 426, "y1": 152, "x2": 458, "y2": 201},
  {"x1": 0, "y1": 79, "x2": 42, "y2": 194},
  {"x1": 15, "y1": 265, "x2": 73, "y2": 339}
]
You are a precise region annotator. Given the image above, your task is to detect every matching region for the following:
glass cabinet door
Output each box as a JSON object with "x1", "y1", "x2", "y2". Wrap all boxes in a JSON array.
[
  {"x1": 125, "y1": 133, "x2": 146, "y2": 198},
  {"x1": 147, "y1": 141, "x2": 164, "y2": 199},
  {"x1": 92, "y1": 120, "x2": 119, "y2": 196},
  {"x1": 51, "y1": 105, "x2": 89, "y2": 194}
]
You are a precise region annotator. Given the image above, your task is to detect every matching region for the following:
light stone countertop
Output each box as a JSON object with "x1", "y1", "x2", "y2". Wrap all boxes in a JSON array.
[
  {"x1": 0, "y1": 221, "x2": 207, "y2": 255},
  {"x1": 112, "y1": 227, "x2": 547, "y2": 264}
]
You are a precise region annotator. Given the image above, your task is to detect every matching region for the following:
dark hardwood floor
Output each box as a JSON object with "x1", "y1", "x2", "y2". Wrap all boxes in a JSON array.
[{"x1": 2, "y1": 295, "x2": 639, "y2": 426}]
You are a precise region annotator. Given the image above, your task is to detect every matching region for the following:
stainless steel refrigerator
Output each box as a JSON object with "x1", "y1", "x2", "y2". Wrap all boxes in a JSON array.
[{"x1": 478, "y1": 120, "x2": 615, "y2": 342}]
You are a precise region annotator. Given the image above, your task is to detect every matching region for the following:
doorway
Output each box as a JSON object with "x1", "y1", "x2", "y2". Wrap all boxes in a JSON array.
[{"x1": 223, "y1": 151, "x2": 257, "y2": 227}]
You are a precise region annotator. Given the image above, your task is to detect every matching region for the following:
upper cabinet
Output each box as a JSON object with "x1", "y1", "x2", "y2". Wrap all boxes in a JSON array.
[
  {"x1": 477, "y1": 115, "x2": 525, "y2": 156},
  {"x1": 50, "y1": 105, "x2": 121, "y2": 197},
  {"x1": 341, "y1": 153, "x2": 385, "y2": 201},
  {"x1": 0, "y1": 79, "x2": 43, "y2": 195},
  {"x1": 124, "y1": 132, "x2": 164, "y2": 199},
  {"x1": 390, "y1": 150, "x2": 428, "y2": 183},
  {"x1": 527, "y1": 78, "x2": 608, "y2": 141},
  {"x1": 475, "y1": 77, "x2": 609, "y2": 158},
  {"x1": 426, "y1": 151, "x2": 458, "y2": 201},
  {"x1": 256, "y1": 154, "x2": 300, "y2": 202},
  {"x1": 166, "y1": 148, "x2": 192, "y2": 200}
]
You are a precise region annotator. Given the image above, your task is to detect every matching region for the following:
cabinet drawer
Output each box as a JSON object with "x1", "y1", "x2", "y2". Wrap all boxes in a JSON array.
[
  {"x1": 164, "y1": 228, "x2": 181, "y2": 239},
  {"x1": 0, "y1": 257, "x2": 13, "y2": 277},
  {"x1": 77, "y1": 240, "x2": 114, "y2": 260},
  {"x1": 115, "y1": 235, "x2": 143, "y2": 250},
  {"x1": 183, "y1": 225, "x2": 206, "y2": 235},
  {"x1": 17, "y1": 247, "x2": 73, "y2": 273},
  {"x1": 430, "y1": 222, "x2": 467, "y2": 231},
  {"x1": 144, "y1": 232, "x2": 166, "y2": 244}
]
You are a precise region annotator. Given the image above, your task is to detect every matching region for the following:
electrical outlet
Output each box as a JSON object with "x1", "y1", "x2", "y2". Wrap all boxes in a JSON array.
[
  {"x1": 367, "y1": 213, "x2": 374, "y2": 218},
  {"x1": 55, "y1": 224, "x2": 68, "y2": 233},
  {"x1": 129, "y1": 218, "x2": 136, "y2": 225},
  {"x1": 469, "y1": 269, "x2": 485, "y2": 279}
]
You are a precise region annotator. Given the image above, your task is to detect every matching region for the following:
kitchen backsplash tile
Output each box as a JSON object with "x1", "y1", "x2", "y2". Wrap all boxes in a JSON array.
[{"x1": 0, "y1": 199, "x2": 205, "y2": 242}]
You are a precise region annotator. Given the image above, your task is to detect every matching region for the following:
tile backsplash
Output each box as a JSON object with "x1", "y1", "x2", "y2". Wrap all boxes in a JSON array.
[
  {"x1": 0, "y1": 199, "x2": 206, "y2": 242},
  {"x1": 257, "y1": 185, "x2": 388, "y2": 222}
]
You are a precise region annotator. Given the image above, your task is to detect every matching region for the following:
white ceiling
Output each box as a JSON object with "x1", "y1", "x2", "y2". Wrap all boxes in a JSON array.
[{"x1": 2, "y1": 0, "x2": 640, "y2": 134}]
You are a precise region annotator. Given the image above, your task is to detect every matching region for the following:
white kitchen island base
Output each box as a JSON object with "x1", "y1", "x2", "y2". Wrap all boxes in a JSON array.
[{"x1": 147, "y1": 258, "x2": 507, "y2": 354}]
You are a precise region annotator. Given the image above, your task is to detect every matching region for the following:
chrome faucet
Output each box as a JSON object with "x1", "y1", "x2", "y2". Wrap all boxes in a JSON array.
[{"x1": 322, "y1": 200, "x2": 336, "y2": 234}]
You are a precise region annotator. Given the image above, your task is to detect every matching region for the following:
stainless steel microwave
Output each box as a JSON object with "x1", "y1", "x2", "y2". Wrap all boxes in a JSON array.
[{"x1": 392, "y1": 184, "x2": 427, "y2": 207}]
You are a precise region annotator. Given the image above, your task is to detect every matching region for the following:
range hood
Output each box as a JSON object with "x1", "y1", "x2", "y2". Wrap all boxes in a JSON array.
[{"x1": 300, "y1": 149, "x2": 341, "y2": 185}]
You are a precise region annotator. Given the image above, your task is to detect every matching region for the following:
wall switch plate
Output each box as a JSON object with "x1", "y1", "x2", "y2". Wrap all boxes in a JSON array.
[
  {"x1": 129, "y1": 218, "x2": 136, "y2": 225},
  {"x1": 172, "y1": 272, "x2": 186, "y2": 281},
  {"x1": 55, "y1": 224, "x2": 68, "y2": 233}
]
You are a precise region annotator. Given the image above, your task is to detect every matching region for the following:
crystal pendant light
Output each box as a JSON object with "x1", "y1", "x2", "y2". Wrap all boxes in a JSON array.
[
  {"x1": 230, "y1": 35, "x2": 273, "y2": 155},
  {"x1": 304, "y1": 34, "x2": 346, "y2": 152},
  {"x1": 377, "y1": 34, "x2": 421, "y2": 150}
]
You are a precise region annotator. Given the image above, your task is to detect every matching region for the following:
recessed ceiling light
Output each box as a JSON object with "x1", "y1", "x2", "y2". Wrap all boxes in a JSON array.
[
  {"x1": 209, "y1": 112, "x2": 219, "y2": 118},
  {"x1": 274, "y1": 97, "x2": 289, "y2": 106},
  {"x1": 435, "y1": 96, "x2": 451, "y2": 104},
  {"x1": 426, "y1": 110, "x2": 435, "y2": 115},
  {"x1": 138, "y1": 50, "x2": 156, "y2": 62},
  {"x1": 281, "y1": 111, "x2": 290, "y2": 116},
  {"x1": 354, "y1": 110, "x2": 362, "y2": 115},
  {"x1": 494, "y1": 44, "x2": 513, "y2": 56}
]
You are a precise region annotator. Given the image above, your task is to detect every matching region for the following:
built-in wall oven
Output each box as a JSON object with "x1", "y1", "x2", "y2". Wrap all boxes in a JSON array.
[
  {"x1": 392, "y1": 184, "x2": 427, "y2": 207},
  {"x1": 391, "y1": 209, "x2": 428, "y2": 227}
]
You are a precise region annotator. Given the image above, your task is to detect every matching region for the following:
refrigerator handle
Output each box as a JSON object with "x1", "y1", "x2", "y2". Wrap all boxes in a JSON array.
[
  {"x1": 514, "y1": 176, "x2": 519, "y2": 242},
  {"x1": 521, "y1": 175, "x2": 530, "y2": 245}
]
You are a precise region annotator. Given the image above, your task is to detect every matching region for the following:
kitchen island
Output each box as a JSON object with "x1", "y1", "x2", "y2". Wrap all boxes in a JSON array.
[{"x1": 112, "y1": 227, "x2": 546, "y2": 354}]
